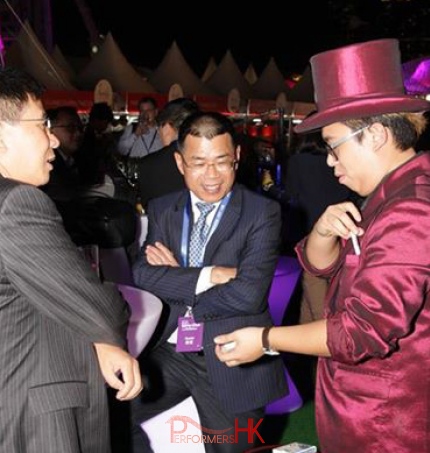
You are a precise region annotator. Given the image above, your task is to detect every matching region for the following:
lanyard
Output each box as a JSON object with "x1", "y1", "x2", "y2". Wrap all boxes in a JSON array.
[
  {"x1": 180, "y1": 192, "x2": 232, "y2": 267},
  {"x1": 141, "y1": 129, "x2": 158, "y2": 153}
]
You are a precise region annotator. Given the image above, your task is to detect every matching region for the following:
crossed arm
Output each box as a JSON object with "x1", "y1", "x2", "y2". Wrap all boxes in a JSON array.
[{"x1": 145, "y1": 241, "x2": 236, "y2": 284}]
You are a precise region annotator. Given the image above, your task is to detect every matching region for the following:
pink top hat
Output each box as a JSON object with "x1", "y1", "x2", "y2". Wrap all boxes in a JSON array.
[{"x1": 295, "y1": 39, "x2": 430, "y2": 133}]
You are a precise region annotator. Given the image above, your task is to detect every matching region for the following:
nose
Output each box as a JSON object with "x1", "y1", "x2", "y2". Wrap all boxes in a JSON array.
[
  {"x1": 326, "y1": 153, "x2": 338, "y2": 167},
  {"x1": 205, "y1": 163, "x2": 220, "y2": 176}
]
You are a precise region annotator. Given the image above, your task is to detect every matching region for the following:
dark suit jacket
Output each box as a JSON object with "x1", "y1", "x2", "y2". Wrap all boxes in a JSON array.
[
  {"x1": 285, "y1": 152, "x2": 351, "y2": 234},
  {"x1": 132, "y1": 183, "x2": 287, "y2": 413},
  {"x1": 41, "y1": 149, "x2": 80, "y2": 202},
  {"x1": 136, "y1": 142, "x2": 185, "y2": 208},
  {"x1": 0, "y1": 177, "x2": 129, "y2": 452}
]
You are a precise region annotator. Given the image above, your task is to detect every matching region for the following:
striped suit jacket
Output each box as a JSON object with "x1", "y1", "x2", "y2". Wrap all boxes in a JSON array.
[
  {"x1": 0, "y1": 177, "x2": 130, "y2": 453},
  {"x1": 133, "y1": 183, "x2": 287, "y2": 413}
]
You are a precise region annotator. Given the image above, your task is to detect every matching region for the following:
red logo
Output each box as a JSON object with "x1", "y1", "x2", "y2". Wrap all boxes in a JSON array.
[{"x1": 166, "y1": 416, "x2": 265, "y2": 445}]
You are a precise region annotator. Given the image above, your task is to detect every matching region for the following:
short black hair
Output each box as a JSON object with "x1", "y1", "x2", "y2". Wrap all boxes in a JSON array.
[
  {"x1": 177, "y1": 111, "x2": 237, "y2": 152},
  {"x1": 48, "y1": 106, "x2": 80, "y2": 125},
  {"x1": 156, "y1": 97, "x2": 199, "y2": 131},
  {"x1": 0, "y1": 67, "x2": 44, "y2": 122},
  {"x1": 88, "y1": 102, "x2": 113, "y2": 122},
  {"x1": 138, "y1": 97, "x2": 157, "y2": 109}
]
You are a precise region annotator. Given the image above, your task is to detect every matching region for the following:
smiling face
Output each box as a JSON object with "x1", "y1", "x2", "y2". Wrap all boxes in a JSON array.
[
  {"x1": 0, "y1": 96, "x2": 59, "y2": 186},
  {"x1": 174, "y1": 133, "x2": 240, "y2": 203}
]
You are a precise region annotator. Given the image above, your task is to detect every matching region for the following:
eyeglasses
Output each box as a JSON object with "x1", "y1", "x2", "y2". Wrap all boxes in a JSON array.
[
  {"x1": 181, "y1": 156, "x2": 237, "y2": 174},
  {"x1": 15, "y1": 117, "x2": 52, "y2": 130},
  {"x1": 325, "y1": 126, "x2": 369, "y2": 161}
]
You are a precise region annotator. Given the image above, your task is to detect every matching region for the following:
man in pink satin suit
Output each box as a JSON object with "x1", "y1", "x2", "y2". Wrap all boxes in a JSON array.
[{"x1": 214, "y1": 39, "x2": 430, "y2": 452}]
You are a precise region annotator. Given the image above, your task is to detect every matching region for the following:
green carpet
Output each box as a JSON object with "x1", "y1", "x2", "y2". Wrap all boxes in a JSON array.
[
  {"x1": 258, "y1": 352, "x2": 320, "y2": 451},
  {"x1": 260, "y1": 400, "x2": 319, "y2": 450}
]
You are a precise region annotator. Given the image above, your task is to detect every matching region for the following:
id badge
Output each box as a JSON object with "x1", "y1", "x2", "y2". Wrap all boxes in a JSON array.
[{"x1": 176, "y1": 315, "x2": 204, "y2": 352}]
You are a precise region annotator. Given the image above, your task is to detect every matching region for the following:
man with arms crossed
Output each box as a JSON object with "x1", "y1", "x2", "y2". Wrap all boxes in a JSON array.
[{"x1": 131, "y1": 111, "x2": 286, "y2": 452}]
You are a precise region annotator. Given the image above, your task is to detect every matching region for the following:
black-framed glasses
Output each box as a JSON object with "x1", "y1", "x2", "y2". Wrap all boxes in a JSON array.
[
  {"x1": 325, "y1": 126, "x2": 369, "y2": 161},
  {"x1": 181, "y1": 156, "x2": 237, "y2": 174}
]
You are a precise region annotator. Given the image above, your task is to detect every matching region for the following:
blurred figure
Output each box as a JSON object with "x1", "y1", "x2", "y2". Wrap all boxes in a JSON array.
[
  {"x1": 77, "y1": 102, "x2": 116, "y2": 196},
  {"x1": 135, "y1": 97, "x2": 199, "y2": 209},
  {"x1": 236, "y1": 135, "x2": 277, "y2": 191},
  {"x1": 286, "y1": 133, "x2": 352, "y2": 237},
  {"x1": 44, "y1": 104, "x2": 137, "y2": 253},
  {"x1": 117, "y1": 97, "x2": 162, "y2": 158},
  {"x1": 0, "y1": 67, "x2": 142, "y2": 453},
  {"x1": 41, "y1": 106, "x2": 83, "y2": 201},
  {"x1": 285, "y1": 132, "x2": 352, "y2": 324}
]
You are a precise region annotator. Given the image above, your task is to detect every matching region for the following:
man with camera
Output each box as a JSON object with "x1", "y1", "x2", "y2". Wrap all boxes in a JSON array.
[{"x1": 117, "y1": 97, "x2": 163, "y2": 158}]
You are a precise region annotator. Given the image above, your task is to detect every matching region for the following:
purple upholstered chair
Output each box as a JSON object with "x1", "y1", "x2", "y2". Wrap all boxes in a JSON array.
[{"x1": 266, "y1": 256, "x2": 303, "y2": 414}]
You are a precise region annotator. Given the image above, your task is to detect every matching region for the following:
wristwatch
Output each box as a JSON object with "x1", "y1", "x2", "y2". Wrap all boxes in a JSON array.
[{"x1": 262, "y1": 327, "x2": 279, "y2": 355}]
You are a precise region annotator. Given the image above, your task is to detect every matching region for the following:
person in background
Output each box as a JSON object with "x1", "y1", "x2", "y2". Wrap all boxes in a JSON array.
[
  {"x1": 287, "y1": 133, "x2": 353, "y2": 324},
  {"x1": 0, "y1": 67, "x2": 142, "y2": 452},
  {"x1": 41, "y1": 106, "x2": 84, "y2": 202},
  {"x1": 77, "y1": 102, "x2": 120, "y2": 197},
  {"x1": 236, "y1": 135, "x2": 278, "y2": 192},
  {"x1": 215, "y1": 39, "x2": 430, "y2": 452},
  {"x1": 117, "y1": 97, "x2": 162, "y2": 158},
  {"x1": 130, "y1": 111, "x2": 286, "y2": 453},
  {"x1": 262, "y1": 131, "x2": 352, "y2": 322},
  {"x1": 135, "y1": 97, "x2": 199, "y2": 209}
]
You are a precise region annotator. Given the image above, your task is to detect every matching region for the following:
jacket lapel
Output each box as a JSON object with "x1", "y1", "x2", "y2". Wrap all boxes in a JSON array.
[
  {"x1": 169, "y1": 191, "x2": 189, "y2": 262},
  {"x1": 203, "y1": 185, "x2": 242, "y2": 264}
]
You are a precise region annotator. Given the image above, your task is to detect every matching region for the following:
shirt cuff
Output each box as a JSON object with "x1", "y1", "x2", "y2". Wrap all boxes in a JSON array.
[{"x1": 196, "y1": 266, "x2": 215, "y2": 294}]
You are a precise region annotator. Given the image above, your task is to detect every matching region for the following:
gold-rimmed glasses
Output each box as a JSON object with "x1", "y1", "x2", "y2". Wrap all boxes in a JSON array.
[
  {"x1": 325, "y1": 126, "x2": 369, "y2": 161},
  {"x1": 180, "y1": 156, "x2": 237, "y2": 174}
]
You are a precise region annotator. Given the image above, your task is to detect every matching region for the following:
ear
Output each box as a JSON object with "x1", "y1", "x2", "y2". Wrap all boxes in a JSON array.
[
  {"x1": 234, "y1": 145, "x2": 241, "y2": 166},
  {"x1": 174, "y1": 151, "x2": 185, "y2": 176},
  {"x1": 368, "y1": 122, "x2": 388, "y2": 151}
]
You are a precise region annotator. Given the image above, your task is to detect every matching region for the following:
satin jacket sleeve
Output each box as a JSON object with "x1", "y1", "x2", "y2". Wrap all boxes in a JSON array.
[{"x1": 298, "y1": 197, "x2": 430, "y2": 364}]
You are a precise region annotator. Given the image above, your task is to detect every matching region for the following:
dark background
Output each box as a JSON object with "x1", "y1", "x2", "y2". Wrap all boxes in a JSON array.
[{"x1": 52, "y1": 0, "x2": 430, "y2": 77}]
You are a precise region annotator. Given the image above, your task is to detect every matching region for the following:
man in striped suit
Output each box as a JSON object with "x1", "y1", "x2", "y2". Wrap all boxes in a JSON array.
[{"x1": 0, "y1": 68, "x2": 142, "y2": 452}]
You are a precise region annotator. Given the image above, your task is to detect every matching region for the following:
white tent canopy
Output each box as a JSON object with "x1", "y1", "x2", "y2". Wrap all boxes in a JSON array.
[
  {"x1": 201, "y1": 57, "x2": 218, "y2": 83},
  {"x1": 244, "y1": 63, "x2": 258, "y2": 86},
  {"x1": 252, "y1": 57, "x2": 287, "y2": 100},
  {"x1": 76, "y1": 32, "x2": 155, "y2": 93},
  {"x1": 205, "y1": 50, "x2": 251, "y2": 98},
  {"x1": 150, "y1": 41, "x2": 213, "y2": 96},
  {"x1": 51, "y1": 45, "x2": 76, "y2": 81},
  {"x1": 6, "y1": 21, "x2": 75, "y2": 90}
]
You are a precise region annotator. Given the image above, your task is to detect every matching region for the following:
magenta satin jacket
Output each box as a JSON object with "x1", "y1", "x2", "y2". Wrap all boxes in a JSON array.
[{"x1": 297, "y1": 152, "x2": 430, "y2": 453}]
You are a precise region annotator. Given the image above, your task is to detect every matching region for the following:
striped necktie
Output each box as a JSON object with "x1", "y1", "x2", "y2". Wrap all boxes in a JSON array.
[{"x1": 188, "y1": 202, "x2": 215, "y2": 267}]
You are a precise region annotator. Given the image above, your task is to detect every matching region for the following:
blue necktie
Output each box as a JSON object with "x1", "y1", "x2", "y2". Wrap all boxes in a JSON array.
[{"x1": 188, "y1": 202, "x2": 215, "y2": 267}]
